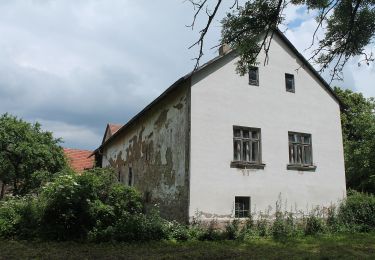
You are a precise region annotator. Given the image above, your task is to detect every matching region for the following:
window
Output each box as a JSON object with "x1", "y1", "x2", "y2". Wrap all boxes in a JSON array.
[
  {"x1": 232, "y1": 126, "x2": 263, "y2": 168},
  {"x1": 288, "y1": 132, "x2": 315, "y2": 169},
  {"x1": 249, "y1": 67, "x2": 259, "y2": 85},
  {"x1": 128, "y1": 167, "x2": 133, "y2": 186},
  {"x1": 235, "y1": 196, "x2": 250, "y2": 218},
  {"x1": 285, "y1": 73, "x2": 295, "y2": 92}
]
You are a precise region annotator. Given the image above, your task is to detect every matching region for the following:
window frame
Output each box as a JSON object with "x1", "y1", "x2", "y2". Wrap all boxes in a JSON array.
[
  {"x1": 287, "y1": 131, "x2": 316, "y2": 171},
  {"x1": 231, "y1": 126, "x2": 265, "y2": 169},
  {"x1": 248, "y1": 67, "x2": 259, "y2": 86},
  {"x1": 234, "y1": 196, "x2": 251, "y2": 218},
  {"x1": 285, "y1": 73, "x2": 295, "y2": 93}
]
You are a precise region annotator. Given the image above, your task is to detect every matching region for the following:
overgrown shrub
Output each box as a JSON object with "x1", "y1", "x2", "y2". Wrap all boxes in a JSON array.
[
  {"x1": 338, "y1": 191, "x2": 375, "y2": 232},
  {"x1": 271, "y1": 212, "x2": 296, "y2": 240},
  {"x1": 304, "y1": 213, "x2": 326, "y2": 235},
  {"x1": 0, "y1": 196, "x2": 40, "y2": 239},
  {"x1": 167, "y1": 220, "x2": 190, "y2": 241},
  {"x1": 224, "y1": 219, "x2": 240, "y2": 240}
]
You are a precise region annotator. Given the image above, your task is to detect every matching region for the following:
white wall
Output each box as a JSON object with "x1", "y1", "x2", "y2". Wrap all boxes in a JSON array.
[{"x1": 189, "y1": 35, "x2": 346, "y2": 219}]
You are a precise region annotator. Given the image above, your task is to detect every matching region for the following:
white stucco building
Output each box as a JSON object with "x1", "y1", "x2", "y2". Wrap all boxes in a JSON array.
[{"x1": 94, "y1": 31, "x2": 346, "y2": 223}]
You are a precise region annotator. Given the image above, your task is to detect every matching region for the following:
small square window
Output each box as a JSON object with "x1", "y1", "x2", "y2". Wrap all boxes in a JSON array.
[
  {"x1": 235, "y1": 196, "x2": 250, "y2": 218},
  {"x1": 249, "y1": 67, "x2": 259, "y2": 86},
  {"x1": 285, "y1": 73, "x2": 295, "y2": 92}
]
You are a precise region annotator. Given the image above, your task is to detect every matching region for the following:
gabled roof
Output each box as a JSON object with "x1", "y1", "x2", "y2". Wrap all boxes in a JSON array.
[
  {"x1": 64, "y1": 148, "x2": 95, "y2": 172},
  {"x1": 101, "y1": 123, "x2": 123, "y2": 144},
  {"x1": 93, "y1": 30, "x2": 342, "y2": 155}
]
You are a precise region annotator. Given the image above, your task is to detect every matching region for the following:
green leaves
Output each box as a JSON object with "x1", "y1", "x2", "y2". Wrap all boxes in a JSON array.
[
  {"x1": 0, "y1": 113, "x2": 67, "y2": 198},
  {"x1": 334, "y1": 87, "x2": 375, "y2": 194},
  {"x1": 219, "y1": 0, "x2": 375, "y2": 79}
]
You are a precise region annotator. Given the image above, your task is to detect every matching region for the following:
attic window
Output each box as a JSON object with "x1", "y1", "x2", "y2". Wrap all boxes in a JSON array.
[
  {"x1": 249, "y1": 67, "x2": 259, "y2": 86},
  {"x1": 285, "y1": 73, "x2": 295, "y2": 92}
]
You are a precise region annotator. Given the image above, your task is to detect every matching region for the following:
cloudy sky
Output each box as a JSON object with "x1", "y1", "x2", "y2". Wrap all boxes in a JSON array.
[{"x1": 0, "y1": 0, "x2": 374, "y2": 150}]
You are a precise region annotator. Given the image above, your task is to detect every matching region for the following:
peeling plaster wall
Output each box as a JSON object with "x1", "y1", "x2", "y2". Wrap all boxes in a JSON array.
[
  {"x1": 189, "y1": 34, "x2": 346, "y2": 220},
  {"x1": 102, "y1": 82, "x2": 190, "y2": 222}
]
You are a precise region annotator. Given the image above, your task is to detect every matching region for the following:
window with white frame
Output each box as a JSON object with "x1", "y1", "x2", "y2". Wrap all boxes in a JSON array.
[{"x1": 235, "y1": 196, "x2": 250, "y2": 218}]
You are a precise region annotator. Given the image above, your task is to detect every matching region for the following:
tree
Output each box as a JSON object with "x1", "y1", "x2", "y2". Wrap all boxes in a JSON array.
[
  {"x1": 188, "y1": 0, "x2": 375, "y2": 81},
  {"x1": 0, "y1": 113, "x2": 67, "y2": 198},
  {"x1": 334, "y1": 87, "x2": 375, "y2": 194}
]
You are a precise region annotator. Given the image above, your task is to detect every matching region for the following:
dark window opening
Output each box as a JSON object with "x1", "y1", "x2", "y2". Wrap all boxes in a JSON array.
[
  {"x1": 144, "y1": 191, "x2": 151, "y2": 203},
  {"x1": 249, "y1": 67, "x2": 259, "y2": 86},
  {"x1": 285, "y1": 73, "x2": 295, "y2": 92},
  {"x1": 288, "y1": 132, "x2": 313, "y2": 166},
  {"x1": 235, "y1": 196, "x2": 250, "y2": 218},
  {"x1": 128, "y1": 167, "x2": 133, "y2": 186},
  {"x1": 117, "y1": 170, "x2": 121, "y2": 182}
]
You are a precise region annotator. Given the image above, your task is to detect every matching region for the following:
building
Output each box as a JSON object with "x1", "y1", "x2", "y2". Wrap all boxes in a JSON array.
[
  {"x1": 93, "y1": 31, "x2": 346, "y2": 223},
  {"x1": 64, "y1": 148, "x2": 95, "y2": 172}
]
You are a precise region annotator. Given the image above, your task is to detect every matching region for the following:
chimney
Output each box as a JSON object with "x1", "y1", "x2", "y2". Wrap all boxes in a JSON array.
[{"x1": 219, "y1": 44, "x2": 231, "y2": 56}]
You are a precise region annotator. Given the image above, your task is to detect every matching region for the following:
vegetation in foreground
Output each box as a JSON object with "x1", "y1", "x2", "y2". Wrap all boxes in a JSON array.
[{"x1": 0, "y1": 232, "x2": 374, "y2": 259}]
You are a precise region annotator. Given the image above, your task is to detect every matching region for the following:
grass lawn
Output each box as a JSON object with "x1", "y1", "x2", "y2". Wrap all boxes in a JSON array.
[{"x1": 0, "y1": 233, "x2": 374, "y2": 259}]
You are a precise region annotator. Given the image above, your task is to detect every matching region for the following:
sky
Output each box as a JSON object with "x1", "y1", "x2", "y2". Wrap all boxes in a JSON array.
[{"x1": 0, "y1": 0, "x2": 374, "y2": 150}]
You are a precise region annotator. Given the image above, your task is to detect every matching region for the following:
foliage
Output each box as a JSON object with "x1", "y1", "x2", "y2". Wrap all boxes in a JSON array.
[
  {"x1": 189, "y1": 0, "x2": 375, "y2": 80},
  {"x1": 0, "y1": 113, "x2": 67, "y2": 198},
  {"x1": 338, "y1": 191, "x2": 375, "y2": 232},
  {"x1": 271, "y1": 212, "x2": 297, "y2": 240},
  {"x1": 334, "y1": 87, "x2": 375, "y2": 194},
  {"x1": 2, "y1": 233, "x2": 375, "y2": 259},
  {"x1": 0, "y1": 196, "x2": 40, "y2": 239},
  {"x1": 304, "y1": 213, "x2": 326, "y2": 235}
]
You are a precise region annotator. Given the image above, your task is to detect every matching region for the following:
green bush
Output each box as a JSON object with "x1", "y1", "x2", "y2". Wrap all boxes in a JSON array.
[
  {"x1": 167, "y1": 220, "x2": 190, "y2": 241},
  {"x1": 338, "y1": 191, "x2": 375, "y2": 231},
  {"x1": 271, "y1": 212, "x2": 296, "y2": 240},
  {"x1": 0, "y1": 196, "x2": 40, "y2": 239},
  {"x1": 304, "y1": 213, "x2": 326, "y2": 235},
  {"x1": 224, "y1": 219, "x2": 240, "y2": 240}
]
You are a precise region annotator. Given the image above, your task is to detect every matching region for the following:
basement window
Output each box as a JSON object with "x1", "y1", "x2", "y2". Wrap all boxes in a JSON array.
[
  {"x1": 128, "y1": 167, "x2": 133, "y2": 186},
  {"x1": 249, "y1": 67, "x2": 259, "y2": 86},
  {"x1": 285, "y1": 73, "x2": 295, "y2": 92},
  {"x1": 288, "y1": 132, "x2": 316, "y2": 171},
  {"x1": 235, "y1": 196, "x2": 250, "y2": 218},
  {"x1": 231, "y1": 126, "x2": 265, "y2": 169}
]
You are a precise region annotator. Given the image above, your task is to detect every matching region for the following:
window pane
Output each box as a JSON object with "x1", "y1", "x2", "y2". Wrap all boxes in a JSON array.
[
  {"x1": 234, "y1": 140, "x2": 241, "y2": 161},
  {"x1": 234, "y1": 129, "x2": 241, "y2": 138},
  {"x1": 252, "y1": 131, "x2": 259, "y2": 139},
  {"x1": 289, "y1": 134, "x2": 295, "y2": 143},
  {"x1": 304, "y1": 146, "x2": 312, "y2": 165},
  {"x1": 249, "y1": 67, "x2": 258, "y2": 85},
  {"x1": 243, "y1": 130, "x2": 250, "y2": 138},
  {"x1": 251, "y1": 141, "x2": 259, "y2": 162},
  {"x1": 285, "y1": 74, "x2": 294, "y2": 92},
  {"x1": 303, "y1": 135, "x2": 311, "y2": 144},
  {"x1": 243, "y1": 141, "x2": 250, "y2": 161}
]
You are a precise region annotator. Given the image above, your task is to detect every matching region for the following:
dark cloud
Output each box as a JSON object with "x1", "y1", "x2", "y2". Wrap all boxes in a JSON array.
[{"x1": 0, "y1": 0, "x2": 372, "y2": 149}]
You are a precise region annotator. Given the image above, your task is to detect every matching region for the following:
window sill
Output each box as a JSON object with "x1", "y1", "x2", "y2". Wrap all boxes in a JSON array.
[
  {"x1": 287, "y1": 164, "x2": 316, "y2": 171},
  {"x1": 231, "y1": 161, "x2": 265, "y2": 169}
]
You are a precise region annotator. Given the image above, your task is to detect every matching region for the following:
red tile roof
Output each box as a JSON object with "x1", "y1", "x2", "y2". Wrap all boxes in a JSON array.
[
  {"x1": 109, "y1": 124, "x2": 122, "y2": 135},
  {"x1": 64, "y1": 148, "x2": 95, "y2": 172}
]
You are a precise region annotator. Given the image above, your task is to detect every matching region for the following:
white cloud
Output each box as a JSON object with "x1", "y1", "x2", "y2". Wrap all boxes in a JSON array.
[{"x1": 0, "y1": 1, "x2": 373, "y2": 150}]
